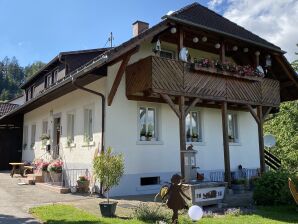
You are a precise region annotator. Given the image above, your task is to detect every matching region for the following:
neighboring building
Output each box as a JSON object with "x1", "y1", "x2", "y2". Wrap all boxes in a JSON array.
[
  {"x1": 0, "y1": 3, "x2": 297, "y2": 196},
  {"x1": 0, "y1": 103, "x2": 19, "y2": 117},
  {"x1": 7, "y1": 95, "x2": 25, "y2": 106}
]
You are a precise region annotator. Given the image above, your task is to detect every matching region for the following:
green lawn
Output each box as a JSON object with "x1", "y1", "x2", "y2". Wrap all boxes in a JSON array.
[{"x1": 30, "y1": 204, "x2": 298, "y2": 224}]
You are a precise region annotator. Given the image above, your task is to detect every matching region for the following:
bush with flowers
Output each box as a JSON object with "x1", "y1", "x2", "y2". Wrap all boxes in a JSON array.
[{"x1": 47, "y1": 160, "x2": 63, "y2": 173}]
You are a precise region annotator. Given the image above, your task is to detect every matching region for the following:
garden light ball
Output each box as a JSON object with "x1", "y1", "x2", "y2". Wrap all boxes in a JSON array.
[
  {"x1": 202, "y1": 36, "x2": 208, "y2": 42},
  {"x1": 170, "y1": 27, "x2": 177, "y2": 34},
  {"x1": 193, "y1": 37, "x2": 199, "y2": 43},
  {"x1": 188, "y1": 205, "x2": 203, "y2": 221}
]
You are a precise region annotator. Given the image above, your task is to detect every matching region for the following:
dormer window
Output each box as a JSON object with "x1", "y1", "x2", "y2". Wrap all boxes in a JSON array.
[{"x1": 45, "y1": 74, "x2": 52, "y2": 88}]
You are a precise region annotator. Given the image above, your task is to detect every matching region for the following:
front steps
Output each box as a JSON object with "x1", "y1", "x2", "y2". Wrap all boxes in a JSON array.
[{"x1": 36, "y1": 182, "x2": 70, "y2": 194}]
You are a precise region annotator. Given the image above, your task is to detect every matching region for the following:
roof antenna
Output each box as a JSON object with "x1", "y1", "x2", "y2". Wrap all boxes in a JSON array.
[{"x1": 108, "y1": 32, "x2": 114, "y2": 47}]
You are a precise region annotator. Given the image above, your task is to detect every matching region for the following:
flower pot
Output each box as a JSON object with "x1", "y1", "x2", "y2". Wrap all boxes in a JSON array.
[
  {"x1": 140, "y1": 136, "x2": 146, "y2": 141},
  {"x1": 192, "y1": 137, "x2": 198, "y2": 142},
  {"x1": 231, "y1": 184, "x2": 246, "y2": 194},
  {"x1": 99, "y1": 201, "x2": 117, "y2": 217},
  {"x1": 146, "y1": 136, "x2": 152, "y2": 141},
  {"x1": 77, "y1": 180, "x2": 90, "y2": 193},
  {"x1": 42, "y1": 171, "x2": 49, "y2": 183},
  {"x1": 49, "y1": 172, "x2": 62, "y2": 184}
]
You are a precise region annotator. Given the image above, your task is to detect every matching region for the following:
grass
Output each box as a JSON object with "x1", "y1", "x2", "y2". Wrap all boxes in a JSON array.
[{"x1": 30, "y1": 204, "x2": 298, "y2": 224}]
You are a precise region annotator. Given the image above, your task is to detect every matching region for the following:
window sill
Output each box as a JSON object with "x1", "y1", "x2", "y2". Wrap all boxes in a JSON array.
[
  {"x1": 186, "y1": 142, "x2": 205, "y2": 146},
  {"x1": 229, "y1": 142, "x2": 241, "y2": 146},
  {"x1": 82, "y1": 141, "x2": 95, "y2": 147},
  {"x1": 64, "y1": 143, "x2": 76, "y2": 148},
  {"x1": 136, "y1": 140, "x2": 164, "y2": 145}
]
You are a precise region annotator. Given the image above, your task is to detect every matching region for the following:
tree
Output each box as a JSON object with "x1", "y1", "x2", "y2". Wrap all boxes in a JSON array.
[
  {"x1": 264, "y1": 101, "x2": 298, "y2": 174},
  {"x1": 291, "y1": 43, "x2": 298, "y2": 72},
  {"x1": 24, "y1": 61, "x2": 45, "y2": 79}
]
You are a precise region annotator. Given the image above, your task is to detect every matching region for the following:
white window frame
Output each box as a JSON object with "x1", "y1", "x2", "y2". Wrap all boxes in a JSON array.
[
  {"x1": 53, "y1": 69, "x2": 58, "y2": 83},
  {"x1": 138, "y1": 105, "x2": 159, "y2": 142},
  {"x1": 228, "y1": 113, "x2": 239, "y2": 143},
  {"x1": 83, "y1": 107, "x2": 93, "y2": 143},
  {"x1": 30, "y1": 124, "x2": 36, "y2": 149},
  {"x1": 67, "y1": 112, "x2": 75, "y2": 145},
  {"x1": 46, "y1": 74, "x2": 52, "y2": 88},
  {"x1": 23, "y1": 125, "x2": 28, "y2": 150},
  {"x1": 185, "y1": 110, "x2": 203, "y2": 143}
]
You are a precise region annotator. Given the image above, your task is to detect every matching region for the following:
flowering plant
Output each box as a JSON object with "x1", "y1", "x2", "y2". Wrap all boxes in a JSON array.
[
  {"x1": 77, "y1": 175, "x2": 89, "y2": 182},
  {"x1": 47, "y1": 160, "x2": 63, "y2": 173}
]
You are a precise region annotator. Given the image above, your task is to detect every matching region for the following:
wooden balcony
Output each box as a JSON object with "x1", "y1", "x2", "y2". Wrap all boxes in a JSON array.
[{"x1": 126, "y1": 56, "x2": 280, "y2": 107}]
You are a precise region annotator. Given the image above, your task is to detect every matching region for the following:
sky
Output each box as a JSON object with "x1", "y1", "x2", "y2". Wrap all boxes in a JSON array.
[{"x1": 0, "y1": 0, "x2": 297, "y2": 66}]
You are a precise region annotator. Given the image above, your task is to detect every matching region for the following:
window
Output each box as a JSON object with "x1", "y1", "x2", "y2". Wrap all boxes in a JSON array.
[
  {"x1": 160, "y1": 49, "x2": 175, "y2": 59},
  {"x1": 67, "y1": 113, "x2": 75, "y2": 144},
  {"x1": 84, "y1": 108, "x2": 93, "y2": 142},
  {"x1": 140, "y1": 176, "x2": 160, "y2": 186},
  {"x1": 186, "y1": 111, "x2": 202, "y2": 142},
  {"x1": 45, "y1": 74, "x2": 52, "y2": 88},
  {"x1": 23, "y1": 125, "x2": 28, "y2": 150},
  {"x1": 228, "y1": 113, "x2": 238, "y2": 143},
  {"x1": 30, "y1": 124, "x2": 36, "y2": 149},
  {"x1": 139, "y1": 106, "x2": 157, "y2": 141},
  {"x1": 42, "y1": 120, "x2": 48, "y2": 135},
  {"x1": 53, "y1": 70, "x2": 58, "y2": 83}
]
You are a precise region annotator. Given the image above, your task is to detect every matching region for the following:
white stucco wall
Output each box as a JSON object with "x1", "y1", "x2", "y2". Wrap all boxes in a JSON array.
[
  {"x1": 22, "y1": 40, "x2": 260, "y2": 196},
  {"x1": 22, "y1": 79, "x2": 106, "y2": 171}
]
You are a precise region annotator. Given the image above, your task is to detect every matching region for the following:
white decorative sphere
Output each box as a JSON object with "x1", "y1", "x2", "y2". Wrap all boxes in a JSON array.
[
  {"x1": 232, "y1": 46, "x2": 238, "y2": 51},
  {"x1": 193, "y1": 37, "x2": 199, "y2": 43},
  {"x1": 202, "y1": 36, "x2": 208, "y2": 42},
  {"x1": 243, "y1": 47, "x2": 249, "y2": 53},
  {"x1": 215, "y1": 43, "x2": 221, "y2": 49},
  {"x1": 170, "y1": 27, "x2": 177, "y2": 34},
  {"x1": 188, "y1": 205, "x2": 203, "y2": 221}
]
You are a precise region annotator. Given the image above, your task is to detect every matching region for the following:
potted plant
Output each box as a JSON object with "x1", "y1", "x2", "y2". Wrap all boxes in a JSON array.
[
  {"x1": 140, "y1": 128, "x2": 146, "y2": 141},
  {"x1": 93, "y1": 147, "x2": 124, "y2": 217},
  {"x1": 47, "y1": 160, "x2": 63, "y2": 184},
  {"x1": 146, "y1": 131, "x2": 153, "y2": 141},
  {"x1": 40, "y1": 134, "x2": 50, "y2": 146},
  {"x1": 192, "y1": 131, "x2": 198, "y2": 142},
  {"x1": 231, "y1": 178, "x2": 247, "y2": 194},
  {"x1": 77, "y1": 175, "x2": 90, "y2": 193}
]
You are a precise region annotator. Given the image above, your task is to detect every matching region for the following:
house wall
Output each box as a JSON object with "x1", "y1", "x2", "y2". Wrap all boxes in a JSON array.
[
  {"x1": 22, "y1": 78, "x2": 106, "y2": 171},
  {"x1": 22, "y1": 40, "x2": 260, "y2": 196},
  {"x1": 105, "y1": 41, "x2": 259, "y2": 196}
]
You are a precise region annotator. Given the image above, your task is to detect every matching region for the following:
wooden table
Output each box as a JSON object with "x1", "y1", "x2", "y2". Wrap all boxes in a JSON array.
[{"x1": 9, "y1": 163, "x2": 25, "y2": 178}]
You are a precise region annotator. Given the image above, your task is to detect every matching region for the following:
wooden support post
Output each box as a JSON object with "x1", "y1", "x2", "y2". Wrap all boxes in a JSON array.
[
  {"x1": 220, "y1": 42, "x2": 225, "y2": 63},
  {"x1": 179, "y1": 96, "x2": 186, "y2": 178},
  {"x1": 178, "y1": 28, "x2": 184, "y2": 53},
  {"x1": 221, "y1": 101, "x2": 231, "y2": 188},
  {"x1": 257, "y1": 105, "x2": 266, "y2": 173}
]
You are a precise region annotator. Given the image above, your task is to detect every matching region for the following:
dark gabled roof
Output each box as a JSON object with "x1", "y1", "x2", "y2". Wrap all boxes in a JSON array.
[
  {"x1": 20, "y1": 47, "x2": 111, "y2": 89},
  {"x1": 0, "y1": 103, "x2": 19, "y2": 117},
  {"x1": 165, "y1": 3, "x2": 283, "y2": 53}
]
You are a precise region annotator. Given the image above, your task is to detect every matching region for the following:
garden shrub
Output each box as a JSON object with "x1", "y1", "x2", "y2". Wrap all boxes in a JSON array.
[
  {"x1": 133, "y1": 203, "x2": 171, "y2": 223},
  {"x1": 253, "y1": 170, "x2": 297, "y2": 205}
]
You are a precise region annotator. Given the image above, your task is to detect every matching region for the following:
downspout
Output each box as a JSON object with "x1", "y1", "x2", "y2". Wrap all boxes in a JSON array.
[{"x1": 71, "y1": 76, "x2": 105, "y2": 152}]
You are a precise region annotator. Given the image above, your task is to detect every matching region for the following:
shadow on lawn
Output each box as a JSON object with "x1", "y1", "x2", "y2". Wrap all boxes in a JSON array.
[
  {"x1": 255, "y1": 205, "x2": 298, "y2": 223},
  {"x1": 0, "y1": 214, "x2": 40, "y2": 224}
]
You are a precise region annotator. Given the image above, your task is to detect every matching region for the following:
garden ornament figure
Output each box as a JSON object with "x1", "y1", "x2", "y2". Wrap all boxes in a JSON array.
[{"x1": 162, "y1": 174, "x2": 191, "y2": 224}]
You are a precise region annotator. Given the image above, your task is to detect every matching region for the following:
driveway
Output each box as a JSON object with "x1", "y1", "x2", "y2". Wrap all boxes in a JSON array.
[{"x1": 0, "y1": 172, "x2": 91, "y2": 224}]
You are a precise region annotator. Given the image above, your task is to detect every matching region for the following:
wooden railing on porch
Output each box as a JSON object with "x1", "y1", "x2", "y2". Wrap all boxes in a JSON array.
[{"x1": 126, "y1": 56, "x2": 280, "y2": 107}]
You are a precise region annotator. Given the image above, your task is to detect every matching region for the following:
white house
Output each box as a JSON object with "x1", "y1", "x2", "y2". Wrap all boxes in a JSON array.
[{"x1": 0, "y1": 3, "x2": 297, "y2": 196}]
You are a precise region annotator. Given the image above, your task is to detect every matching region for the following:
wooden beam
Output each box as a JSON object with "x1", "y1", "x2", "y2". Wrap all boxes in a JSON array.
[
  {"x1": 160, "y1": 94, "x2": 180, "y2": 118},
  {"x1": 246, "y1": 104, "x2": 261, "y2": 124},
  {"x1": 179, "y1": 96, "x2": 186, "y2": 178},
  {"x1": 221, "y1": 101, "x2": 232, "y2": 188},
  {"x1": 178, "y1": 27, "x2": 184, "y2": 53},
  {"x1": 262, "y1": 106, "x2": 272, "y2": 120},
  {"x1": 274, "y1": 55, "x2": 298, "y2": 89},
  {"x1": 185, "y1": 98, "x2": 202, "y2": 117},
  {"x1": 220, "y1": 41, "x2": 225, "y2": 63},
  {"x1": 108, "y1": 47, "x2": 139, "y2": 106},
  {"x1": 257, "y1": 105, "x2": 266, "y2": 174}
]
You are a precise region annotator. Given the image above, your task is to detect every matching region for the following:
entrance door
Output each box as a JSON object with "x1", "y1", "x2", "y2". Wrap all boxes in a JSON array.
[{"x1": 53, "y1": 117, "x2": 61, "y2": 159}]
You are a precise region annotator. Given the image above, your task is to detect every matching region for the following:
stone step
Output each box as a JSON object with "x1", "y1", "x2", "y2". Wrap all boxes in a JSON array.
[
  {"x1": 26, "y1": 173, "x2": 44, "y2": 183},
  {"x1": 36, "y1": 183, "x2": 70, "y2": 194}
]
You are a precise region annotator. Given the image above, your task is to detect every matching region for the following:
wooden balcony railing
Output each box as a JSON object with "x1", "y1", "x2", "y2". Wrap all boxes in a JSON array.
[{"x1": 126, "y1": 56, "x2": 280, "y2": 107}]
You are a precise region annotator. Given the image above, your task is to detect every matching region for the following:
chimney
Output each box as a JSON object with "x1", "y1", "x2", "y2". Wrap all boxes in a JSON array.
[{"x1": 132, "y1": 21, "x2": 149, "y2": 37}]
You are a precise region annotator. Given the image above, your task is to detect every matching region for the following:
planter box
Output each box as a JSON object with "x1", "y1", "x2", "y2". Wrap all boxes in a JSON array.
[
  {"x1": 231, "y1": 184, "x2": 246, "y2": 194},
  {"x1": 77, "y1": 180, "x2": 90, "y2": 193},
  {"x1": 49, "y1": 172, "x2": 62, "y2": 185}
]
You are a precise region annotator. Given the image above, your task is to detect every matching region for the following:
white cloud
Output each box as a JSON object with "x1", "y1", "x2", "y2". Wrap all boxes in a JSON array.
[
  {"x1": 208, "y1": 0, "x2": 298, "y2": 62},
  {"x1": 208, "y1": 0, "x2": 224, "y2": 10}
]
